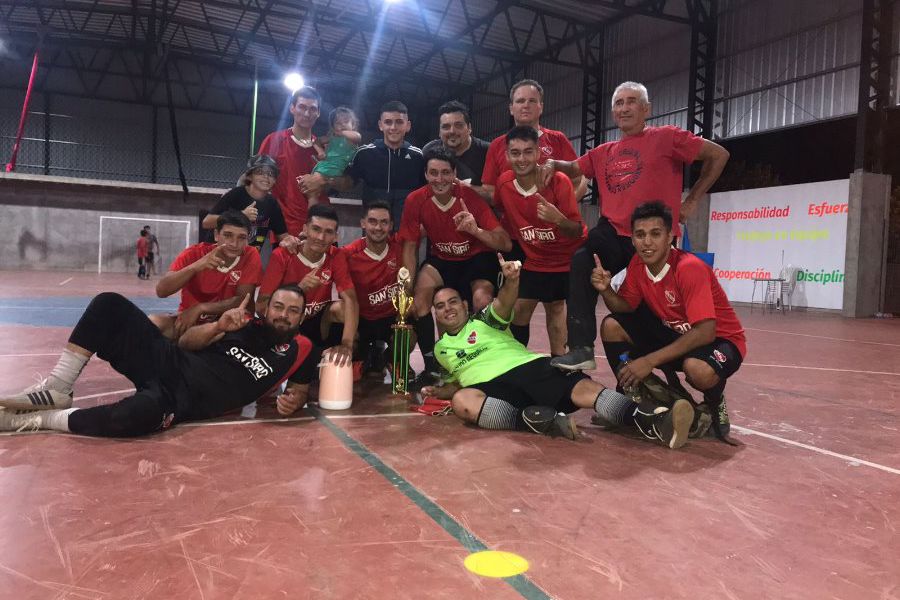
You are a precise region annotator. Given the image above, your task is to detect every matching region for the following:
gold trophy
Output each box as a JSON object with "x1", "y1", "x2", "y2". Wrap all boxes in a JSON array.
[{"x1": 390, "y1": 267, "x2": 414, "y2": 396}]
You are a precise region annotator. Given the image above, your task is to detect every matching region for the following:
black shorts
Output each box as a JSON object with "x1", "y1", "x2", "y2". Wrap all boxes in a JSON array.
[
  {"x1": 300, "y1": 301, "x2": 344, "y2": 348},
  {"x1": 424, "y1": 252, "x2": 500, "y2": 303},
  {"x1": 518, "y1": 270, "x2": 568, "y2": 302},
  {"x1": 469, "y1": 357, "x2": 589, "y2": 414},
  {"x1": 358, "y1": 316, "x2": 394, "y2": 347},
  {"x1": 147, "y1": 252, "x2": 155, "y2": 263},
  {"x1": 607, "y1": 309, "x2": 743, "y2": 380}
]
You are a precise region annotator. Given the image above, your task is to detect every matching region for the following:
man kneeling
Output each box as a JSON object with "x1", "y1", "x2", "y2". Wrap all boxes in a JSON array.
[
  {"x1": 421, "y1": 254, "x2": 695, "y2": 448},
  {"x1": 0, "y1": 286, "x2": 313, "y2": 435}
]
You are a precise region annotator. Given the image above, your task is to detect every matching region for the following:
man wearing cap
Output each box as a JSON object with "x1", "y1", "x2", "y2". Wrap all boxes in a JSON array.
[{"x1": 203, "y1": 155, "x2": 301, "y2": 254}]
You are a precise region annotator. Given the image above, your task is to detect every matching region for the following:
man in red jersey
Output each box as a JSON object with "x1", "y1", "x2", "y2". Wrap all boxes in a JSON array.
[
  {"x1": 400, "y1": 147, "x2": 511, "y2": 382},
  {"x1": 341, "y1": 201, "x2": 407, "y2": 375},
  {"x1": 258, "y1": 86, "x2": 329, "y2": 235},
  {"x1": 257, "y1": 204, "x2": 358, "y2": 366},
  {"x1": 545, "y1": 81, "x2": 730, "y2": 377},
  {"x1": 481, "y1": 79, "x2": 586, "y2": 200},
  {"x1": 152, "y1": 211, "x2": 262, "y2": 340},
  {"x1": 592, "y1": 201, "x2": 745, "y2": 440},
  {"x1": 493, "y1": 126, "x2": 586, "y2": 356}
]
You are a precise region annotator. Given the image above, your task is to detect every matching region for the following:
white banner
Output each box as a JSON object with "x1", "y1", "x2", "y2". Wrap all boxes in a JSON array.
[{"x1": 707, "y1": 179, "x2": 849, "y2": 310}]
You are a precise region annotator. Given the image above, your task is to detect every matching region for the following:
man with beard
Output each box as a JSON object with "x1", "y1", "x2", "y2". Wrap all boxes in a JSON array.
[
  {"x1": 421, "y1": 100, "x2": 491, "y2": 201},
  {"x1": 0, "y1": 286, "x2": 315, "y2": 435}
]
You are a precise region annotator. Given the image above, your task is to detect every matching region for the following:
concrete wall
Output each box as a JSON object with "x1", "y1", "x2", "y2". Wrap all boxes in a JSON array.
[
  {"x1": 0, "y1": 173, "x2": 365, "y2": 273},
  {"x1": 843, "y1": 170, "x2": 891, "y2": 317}
]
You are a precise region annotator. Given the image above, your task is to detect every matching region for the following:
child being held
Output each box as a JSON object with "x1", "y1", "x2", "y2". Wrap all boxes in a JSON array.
[{"x1": 309, "y1": 106, "x2": 361, "y2": 204}]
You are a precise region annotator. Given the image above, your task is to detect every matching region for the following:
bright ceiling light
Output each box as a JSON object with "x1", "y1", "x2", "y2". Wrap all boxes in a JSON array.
[{"x1": 283, "y1": 72, "x2": 304, "y2": 92}]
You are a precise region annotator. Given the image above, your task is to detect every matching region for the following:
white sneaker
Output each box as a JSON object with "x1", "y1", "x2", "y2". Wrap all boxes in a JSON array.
[
  {"x1": 0, "y1": 378, "x2": 73, "y2": 411},
  {"x1": 0, "y1": 408, "x2": 45, "y2": 432}
]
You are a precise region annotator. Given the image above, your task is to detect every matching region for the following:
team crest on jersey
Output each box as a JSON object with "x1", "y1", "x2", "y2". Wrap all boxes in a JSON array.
[
  {"x1": 388, "y1": 259, "x2": 398, "y2": 269},
  {"x1": 665, "y1": 290, "x2": 677, "y2": 305},
  {"x1": 713, "y1": 349, "x2": 727, "y2": 364},
  {"x1": 540, "y1": 144, "x2": 553, "y2": 156},
  {"x1": 229, "y1": 270, "x2": 242, "y2": 284},
  {"x1": 467, "y1": 331, "x2": 477, "y2": 344},
  {"x1": 319, "y1": 269, "x2": 332, "y2": 282},
  {"x1": 273, "y1": 343, "x2": 290, "y2": 355},
  {"x1": 456, "y1": 350, "x2": 466, "y2": 358}
]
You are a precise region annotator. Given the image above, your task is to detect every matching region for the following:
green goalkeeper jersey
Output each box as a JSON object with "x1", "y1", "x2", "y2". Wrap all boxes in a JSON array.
[{"x1": 435, "y1": 304, "x2": 543, "y2": 388}]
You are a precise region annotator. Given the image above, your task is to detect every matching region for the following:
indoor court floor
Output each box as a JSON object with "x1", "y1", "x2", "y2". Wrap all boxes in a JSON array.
[{"x1": 0, "y1": 270, "x2": 898, "y2": 599}]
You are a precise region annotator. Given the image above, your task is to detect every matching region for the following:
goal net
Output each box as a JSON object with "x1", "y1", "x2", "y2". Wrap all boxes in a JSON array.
[{"x1": 98, "y1": 216, "x2": 192, "y2": 274}]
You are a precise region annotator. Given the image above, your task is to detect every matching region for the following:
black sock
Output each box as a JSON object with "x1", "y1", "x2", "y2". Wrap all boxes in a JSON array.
[
  {"x1": 601, "y1": 340, "x2": 631, "y2": 374},
  {"x1": 510, "y1": 323, "x2": 530, "y2": 347},
  {"x1": 414, "y1": 313, "x2": 437, "y2": 371},
  {"x1": 701, "y1": 379, "x2": 727, "y2": 405}
]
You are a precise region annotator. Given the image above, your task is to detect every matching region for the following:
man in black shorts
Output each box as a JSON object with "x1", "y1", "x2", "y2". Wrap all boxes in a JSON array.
[
  {"x1": 0, "y1": 286, "x2": 315, "y2": 435},
  {"x1": 591, "y1": 202, "x2": 746, "y2": 438},
  {"x1": 142, "y1": 225, "x2": 160, "y2": 276},
  {"x1": 399, "y1": 148, "x2": 511, "y2": 381},
  {"x1": 420, "y1": 254, "x2": 695, "y2": 449},
  {"x1": 492, "y1": 126, "x2": 586, "y2": 354}
]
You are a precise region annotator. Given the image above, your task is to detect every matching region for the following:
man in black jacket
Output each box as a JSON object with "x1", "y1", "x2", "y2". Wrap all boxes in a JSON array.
[{"x1": 301, "y1": 100, "x2": 425, "y2": 228}]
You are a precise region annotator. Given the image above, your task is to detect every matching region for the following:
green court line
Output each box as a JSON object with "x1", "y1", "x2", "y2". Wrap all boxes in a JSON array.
[{"x1": 311, "y1": 407, "x2": 551, "y2": 600}]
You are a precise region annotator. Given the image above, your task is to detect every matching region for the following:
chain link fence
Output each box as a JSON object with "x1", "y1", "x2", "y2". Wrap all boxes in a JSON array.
[{"x1": 0, "y1": 88, "x2": 284, "y2": 189}]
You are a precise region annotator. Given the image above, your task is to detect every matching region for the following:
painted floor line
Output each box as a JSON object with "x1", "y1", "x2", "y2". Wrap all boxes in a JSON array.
[
  {"x1": 733, "y1": 425, "x2": 900, "y2": 476},
  {"x1": 744, "y1": 327, "x2": 900, "y2": 348},
  {"x1": 181, "y1": 416, "x2": 316, "y2": 428},
  {"x1": 593, "y1": 355, "x2": 900, "y2": 377},
  {"x1": 0, "y1": 353, "x2": 61, "y2": 358},
  {"x1": 328, "y1": 412, "x2": 423, "y2": 419},
  {"x1": 740, "y1": 363, "x2": 900, "y2": 376},
  {"x1": 58, "y1": 277, "x2": 73, "y2": 286},
  {"x1": 311, "y1": 407, "x2": 551, "y2": 600}
]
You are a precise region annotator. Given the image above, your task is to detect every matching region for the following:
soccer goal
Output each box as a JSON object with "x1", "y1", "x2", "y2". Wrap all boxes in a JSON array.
[{"x1": 98, "y1": 216, "x2": 192, "y2": 274}]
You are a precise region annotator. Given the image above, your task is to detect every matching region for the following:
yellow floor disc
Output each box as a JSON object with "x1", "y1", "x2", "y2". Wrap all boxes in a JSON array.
[{"x1": 464, "y1": 550, "x2": 530, "y2": 578}]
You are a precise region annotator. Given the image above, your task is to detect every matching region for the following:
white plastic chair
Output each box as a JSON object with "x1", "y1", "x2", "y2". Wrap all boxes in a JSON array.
[{"x1": 779, "y1": 265, "x2": 799, "y2": 312}]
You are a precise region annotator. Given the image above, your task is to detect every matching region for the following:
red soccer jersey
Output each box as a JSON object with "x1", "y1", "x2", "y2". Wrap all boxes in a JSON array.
[
  {"x1": 494, "y1": 171, "x2": 586, "y2": 272},
  {"x1": 341, "y1": 236, "x2": 404, "y2": 320},
  {"x1": 577, "y1": 125, "x2": 703, "y2": 238},
  {"x1": 617, "y1": 248, "x2": 746, "y2": 357},
  {"x1": 259, "y1": 245, "x2": 353, "y2": 317},
  {"x1": 169, "y1": 243, "x2": 263, "y2": 313},
  {"x1": 481, "y1": 127, "x2": 578, "y2": 186},
  {"x1": 136, "y1": 237, "x2": 149, "y2": 259},
  {"x1": 258, "y1": 129, "x2": 330, "y2": 236},
  {"x1": 398, "y1": 184, "x2": 501, "y2": 261}
]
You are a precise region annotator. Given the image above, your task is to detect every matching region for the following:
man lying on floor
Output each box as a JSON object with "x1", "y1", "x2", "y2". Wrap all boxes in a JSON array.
[
  {"x1": 0, "y1": 286, "x2": 314, "y2": 435},
  {"x1": 420, "y1": 254, "x2": 695, "y2": 448}
]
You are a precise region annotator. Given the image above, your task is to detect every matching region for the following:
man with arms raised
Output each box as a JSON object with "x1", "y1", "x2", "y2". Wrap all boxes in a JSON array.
[
  {"x1": 493, "y1": 126, "x2": 586, "y2": 355},
  {"x1": 257, "y1": 204, "x2": 358, "y2": 366},
  {"x1": 420, "y1": 255, "x2": 694, "y2": 448},
  {"x1": 0, "y1": 286, "x2": 314, "y2": 434},
  {"x1": 152, "y1": 210, "x2": 262, "y2": 339},
  {"x1": 592, "y1": 202, "x2": 745, "y2": 439},
  {"x1": 400, "y1": 148, "x2": 511, "y2": 382}
]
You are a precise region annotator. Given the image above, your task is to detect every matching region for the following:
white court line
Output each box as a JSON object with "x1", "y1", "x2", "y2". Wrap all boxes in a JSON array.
[
  {"x1": 733, "y1": 425, "x2": 900, "y2": 476},
  {"x1": 741, "y1": 363, "x2": 900, "y2": 377},
  {"x1": 744, "y1": 327, "x2": 900, "y2": 348},
  {"x1": 58, "y1": 277, "x2": 73, "y2": 286},
  {"x1": 0, "y1": 353, "x2": 61, "y2": 358},
  {"x1": 181, "y1": 416, "x2": 316, "y2": 427},
  {"x1": 328, "y1": 412, "x2": 422, "y2": 419},
  {"x1": 594, "y1": 354, "x2": 900, "y2": 377}
]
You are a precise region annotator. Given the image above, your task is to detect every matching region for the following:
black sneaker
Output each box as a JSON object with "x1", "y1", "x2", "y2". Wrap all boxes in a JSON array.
[
  {"x1": 689, "y1": 405, "x2": 713, "y2": 438},
  {"x1": 550, "y1": 347, "x2": 596, "y2": 371},
  {"x1": 705, "y1": 396, "x2": 731, "y2": 438},
  {"x1": 634, "y1": 398, "x2": 694, "y2": 449},
  {"x1": 548, "y1": 413, "x2": 578, "y2": 440}
]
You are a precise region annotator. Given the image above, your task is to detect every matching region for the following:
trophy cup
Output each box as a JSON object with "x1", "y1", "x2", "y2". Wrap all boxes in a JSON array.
[{"x1": 390, "y1": 267, "x2": 415, "y2": 396}]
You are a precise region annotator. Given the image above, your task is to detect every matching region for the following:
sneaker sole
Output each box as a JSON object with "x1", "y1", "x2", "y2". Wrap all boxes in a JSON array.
[
  {"x1": 550, "y1": 359, "x2": 596, "y2": 372},
  {"x1": 560, "y1": 415, "x2": 578, "y2": 441},
  {"x1": 668, "y1": 399, "x2": 694, "y2": 449}
]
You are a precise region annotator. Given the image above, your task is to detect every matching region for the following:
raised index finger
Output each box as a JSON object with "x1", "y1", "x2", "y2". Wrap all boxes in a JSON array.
[
  {"x1": 459, "y1": 198, "x2": 469, "y2": 213},
  {"x1": 238, "y1": 293, "x2": 251, "y2": 311},
  {"x1": 593, "y1": 254, "x2": 604, "y2": 270},
  {"x1": 497, "y1": 252, "x2": 506, "y2": 266}
]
